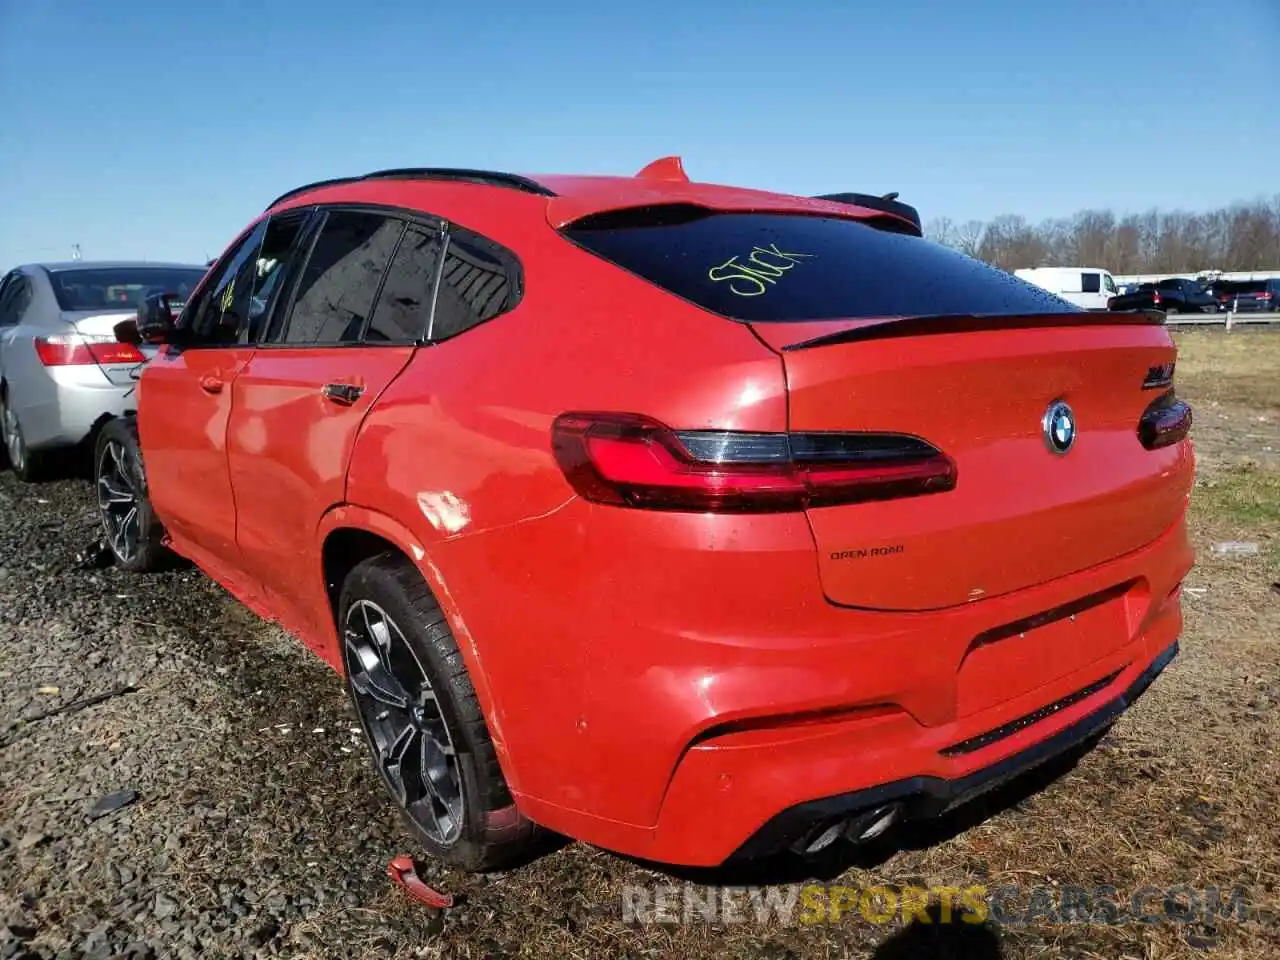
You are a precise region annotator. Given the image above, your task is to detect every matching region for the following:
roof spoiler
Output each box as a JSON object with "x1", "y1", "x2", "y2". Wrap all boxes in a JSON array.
[
  {"x1": 627, "y1": 158, "x2": 923, "y2": 235},
  {"x1": 813, "y1": 192, "x2": 922, "y2": 237}
]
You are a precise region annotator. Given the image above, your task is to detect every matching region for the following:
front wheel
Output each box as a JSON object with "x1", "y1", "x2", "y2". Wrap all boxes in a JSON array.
[
  {"x1": 94, "y1": 418, "x2": 169, "y2": 572},
  {"x1": 340, "y1": 553, "x2": 543, "y2": 871}
]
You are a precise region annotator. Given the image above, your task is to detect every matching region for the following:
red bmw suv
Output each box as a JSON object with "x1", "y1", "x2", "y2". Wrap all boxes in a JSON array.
[{"x1": 99, "y1": 160, "x2": 1195, "y2": 871}]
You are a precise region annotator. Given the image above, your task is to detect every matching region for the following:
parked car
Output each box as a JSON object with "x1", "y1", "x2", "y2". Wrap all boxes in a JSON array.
[
  {"x1": 1213, "y1": 279, "x2": 1279, "y2": 313},
  {"x1": 99, "y1": 162, "x2": 1194, "y2": 872},
  {"x1": 0, "y1": 261, "x2": 208, "y2": 480},
  {"x1": 1106, "y1": 277, "x2": 1218, "y2": 314},
  {"x1": 1013, "y1": 267, "x2": 1119, "y2": 310}
]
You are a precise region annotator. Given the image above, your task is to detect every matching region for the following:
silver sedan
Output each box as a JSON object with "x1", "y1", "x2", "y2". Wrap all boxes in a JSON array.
[{"x1": 0, "y1": 260, "x2": 207, "y2": 480}]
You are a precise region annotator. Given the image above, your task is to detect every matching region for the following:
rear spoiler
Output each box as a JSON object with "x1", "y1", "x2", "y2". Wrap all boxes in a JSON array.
[
  {"x1": 813, "y1": 192, "x2": 922, "y2": 237},
  {"x1": 772, "y1": 310, "x2": 1167, "y2": 352}
]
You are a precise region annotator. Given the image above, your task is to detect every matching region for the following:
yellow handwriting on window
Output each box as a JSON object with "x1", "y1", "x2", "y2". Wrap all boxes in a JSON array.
[{"x1": 708, "y1": 244, "x2": 815, "y2": 297}]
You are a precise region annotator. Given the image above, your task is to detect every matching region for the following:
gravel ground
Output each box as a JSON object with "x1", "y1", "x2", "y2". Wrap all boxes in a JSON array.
[{"x1": 1, "y1": 329, "x2": 1278, "y2": 960}]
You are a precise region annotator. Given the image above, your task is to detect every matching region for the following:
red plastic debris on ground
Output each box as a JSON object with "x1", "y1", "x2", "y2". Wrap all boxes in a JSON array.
[{"x1": 387, "y1": 854, "x2": 454, "y2": 909}]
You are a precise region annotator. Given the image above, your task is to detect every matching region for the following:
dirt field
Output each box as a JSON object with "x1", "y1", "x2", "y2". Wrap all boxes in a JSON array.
[{"x1": 1, "y1": 329, "x2": 1277, "y2": 959}]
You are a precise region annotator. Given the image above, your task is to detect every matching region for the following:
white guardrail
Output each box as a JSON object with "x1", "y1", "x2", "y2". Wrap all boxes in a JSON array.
[{"x1": 1164, "y1": 311, "x2": 1280, "y2": 329}]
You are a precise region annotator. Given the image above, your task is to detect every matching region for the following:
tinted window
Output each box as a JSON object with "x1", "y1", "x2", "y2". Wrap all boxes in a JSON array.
[
  {"x1": 248, "y1": 212, "x2": 312, "y2": 342},
  {"x1": 49, "y1": 266, "x2": 206, "y2": 312},
  {"x1": 366, "y1": 222, "x2": 441, "y2": 343},
  {"x1": 1081, "y1": 272, "x2": 1101, "y2": 294},
  {"x1": 431, "y1": 231, "x2": 519, "y2": 340},
  {"x1": 277, "y1": 211, "x2": 403, "y2": 344},
  {"x1": 187, "y1": 221, "x2": 267, "y2": 346},
  {"x1": 1224, "y1": 280, "x2": 1267, "y2": 294},
  {"x1": 563, "y1": 208, "x2": 1076, "y2": 322}
]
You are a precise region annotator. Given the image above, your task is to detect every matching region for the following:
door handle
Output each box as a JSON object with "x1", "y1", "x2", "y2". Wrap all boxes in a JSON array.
[
  {"x1": 321, "y1": 383, "x2": 365, "y2": 405},
  {"x1": 199, "y1": 376, "x2": 224, "y2": 394}
]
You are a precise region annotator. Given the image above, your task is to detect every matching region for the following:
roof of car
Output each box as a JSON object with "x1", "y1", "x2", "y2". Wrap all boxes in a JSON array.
[{"x1": 267, "y1": 159, "x2": 918, "y2": 234}]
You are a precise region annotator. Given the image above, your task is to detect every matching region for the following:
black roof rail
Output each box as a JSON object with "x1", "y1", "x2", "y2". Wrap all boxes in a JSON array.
[
  {"x1": 268, "y1": 176, "x2": 366, "y2": 209},
  {"x1": 266, "y1": 167, "x2": 556, "y2": 210}
]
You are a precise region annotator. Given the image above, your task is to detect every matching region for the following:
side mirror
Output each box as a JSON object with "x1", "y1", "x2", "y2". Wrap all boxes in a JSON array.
[{"x1": 135, "y1": 292, "x2": 179, "y2": 345}]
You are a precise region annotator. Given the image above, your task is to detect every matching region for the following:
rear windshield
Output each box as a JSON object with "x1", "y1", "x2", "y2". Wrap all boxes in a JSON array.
[
  {"x1": 562, "y1": 208, "x2": 1078, "y2": 323},
  {"x1": 49, "y1": 266, "x2": 207, "y2": 312},
  {"x1": 1220, "y1": 280, "x2": 1269, "y2": 294}
]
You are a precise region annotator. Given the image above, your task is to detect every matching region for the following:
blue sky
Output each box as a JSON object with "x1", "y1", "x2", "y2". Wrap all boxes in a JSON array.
[{"x1": 0, "y1": 0, "x2": 1276, "y2": 268}]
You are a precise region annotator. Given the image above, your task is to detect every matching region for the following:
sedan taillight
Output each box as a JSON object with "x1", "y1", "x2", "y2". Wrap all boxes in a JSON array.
[
  {"x1": 551, "y1": 412, "x2": 956, "y2": 512},
  {"x1": 34, "y1": 334, "x2": 145, "y2": 366}
]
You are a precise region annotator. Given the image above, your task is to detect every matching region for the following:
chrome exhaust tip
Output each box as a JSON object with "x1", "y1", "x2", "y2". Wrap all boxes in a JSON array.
[
  {"x1": 844, "y1": 803, "x2": 901, "y2": 843},
  {"x1": 794, "y1": 818, "x2": 847, "y2": 856}
]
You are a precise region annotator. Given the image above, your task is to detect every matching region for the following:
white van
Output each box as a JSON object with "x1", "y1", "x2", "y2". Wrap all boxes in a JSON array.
[{"x1": 1013, "y1": 267, "x2": 1118, "y2": 311}]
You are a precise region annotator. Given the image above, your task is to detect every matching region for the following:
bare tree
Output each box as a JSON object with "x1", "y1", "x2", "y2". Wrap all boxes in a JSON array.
[
  {"x1": 931, "y1": 198, "x2": 1280, "y2": 273},
  {"x1": 925, "y1": 216, "x2": 956, "y2": 248}
]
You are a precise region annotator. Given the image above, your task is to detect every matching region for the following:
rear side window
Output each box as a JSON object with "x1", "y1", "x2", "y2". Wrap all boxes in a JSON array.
[
  {"x1": 562, "y1": 208, "x2": 1076, "y2": 322},
  {"x1": 1081, "y1": 272, "x2": 1101, "y2": 294},
  {"x1": 277, "y1": 211, "x2": 404, "y2": 344},
  {"x1": 431, "y1": 230, "x2": 520, "y2": 340}
]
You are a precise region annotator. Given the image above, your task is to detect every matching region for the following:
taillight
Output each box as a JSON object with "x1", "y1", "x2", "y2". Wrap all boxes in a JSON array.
[
  {"x1": 1152, "y1": 292, "x2": 1162, "y2": 305},
  {"x1": 1138, "y1": 393, "x2": 1192, "y2": 450},
  {"x1": 550, "y1": 412, "x2": 956, "y2": 512},
  {"x1": 1259, "y1": 292, "x2": 1273, "y2": 301},
  {"x1": 34, "y1": 334, "x2": 145, "y2": 366}
]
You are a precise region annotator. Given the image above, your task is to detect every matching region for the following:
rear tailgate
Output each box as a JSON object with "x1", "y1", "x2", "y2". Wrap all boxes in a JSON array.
[
  {"x1": 753, "y1": 315, "x2": 1194, "y2": 611},
  {"x1": 558, "y1": 207, "x2": 1194, "y2": 611}
]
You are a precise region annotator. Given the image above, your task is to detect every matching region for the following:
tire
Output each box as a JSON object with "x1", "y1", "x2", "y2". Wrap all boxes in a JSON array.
[
  {"x1": 0, "y1": 391, "x2": 50, "y2": 483},
  {"x1": 339, "y1": 553, "x2": 542, "y2": 871},
  {"x1": 93, "y1": 418, "x2": 169, "y2": 572}
]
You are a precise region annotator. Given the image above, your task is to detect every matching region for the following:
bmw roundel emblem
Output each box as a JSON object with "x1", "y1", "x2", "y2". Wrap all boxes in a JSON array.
[{"x1": 1042, "y1": 400, "x2": 1076, "y2": 455}]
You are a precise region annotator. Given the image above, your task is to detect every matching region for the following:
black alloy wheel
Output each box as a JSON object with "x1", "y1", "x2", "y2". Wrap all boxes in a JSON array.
[
  {"x1": 344, "y1": 597, "x2": 465, "y2": 845},
  {"x1": 97, "y1": 436, "x2": 142, "y2": 565}
]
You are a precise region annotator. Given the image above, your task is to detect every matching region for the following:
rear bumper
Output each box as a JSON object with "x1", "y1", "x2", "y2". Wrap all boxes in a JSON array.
[
  {"x1": 732, "y1": 640, "x2": 1178, "y2": 860},
  {"x1": 499, "y1": 512, "x2": 1192, "y2": 867},
  {"x1": 19, "y1": 365, "x2": 136, "y2": 450}
]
